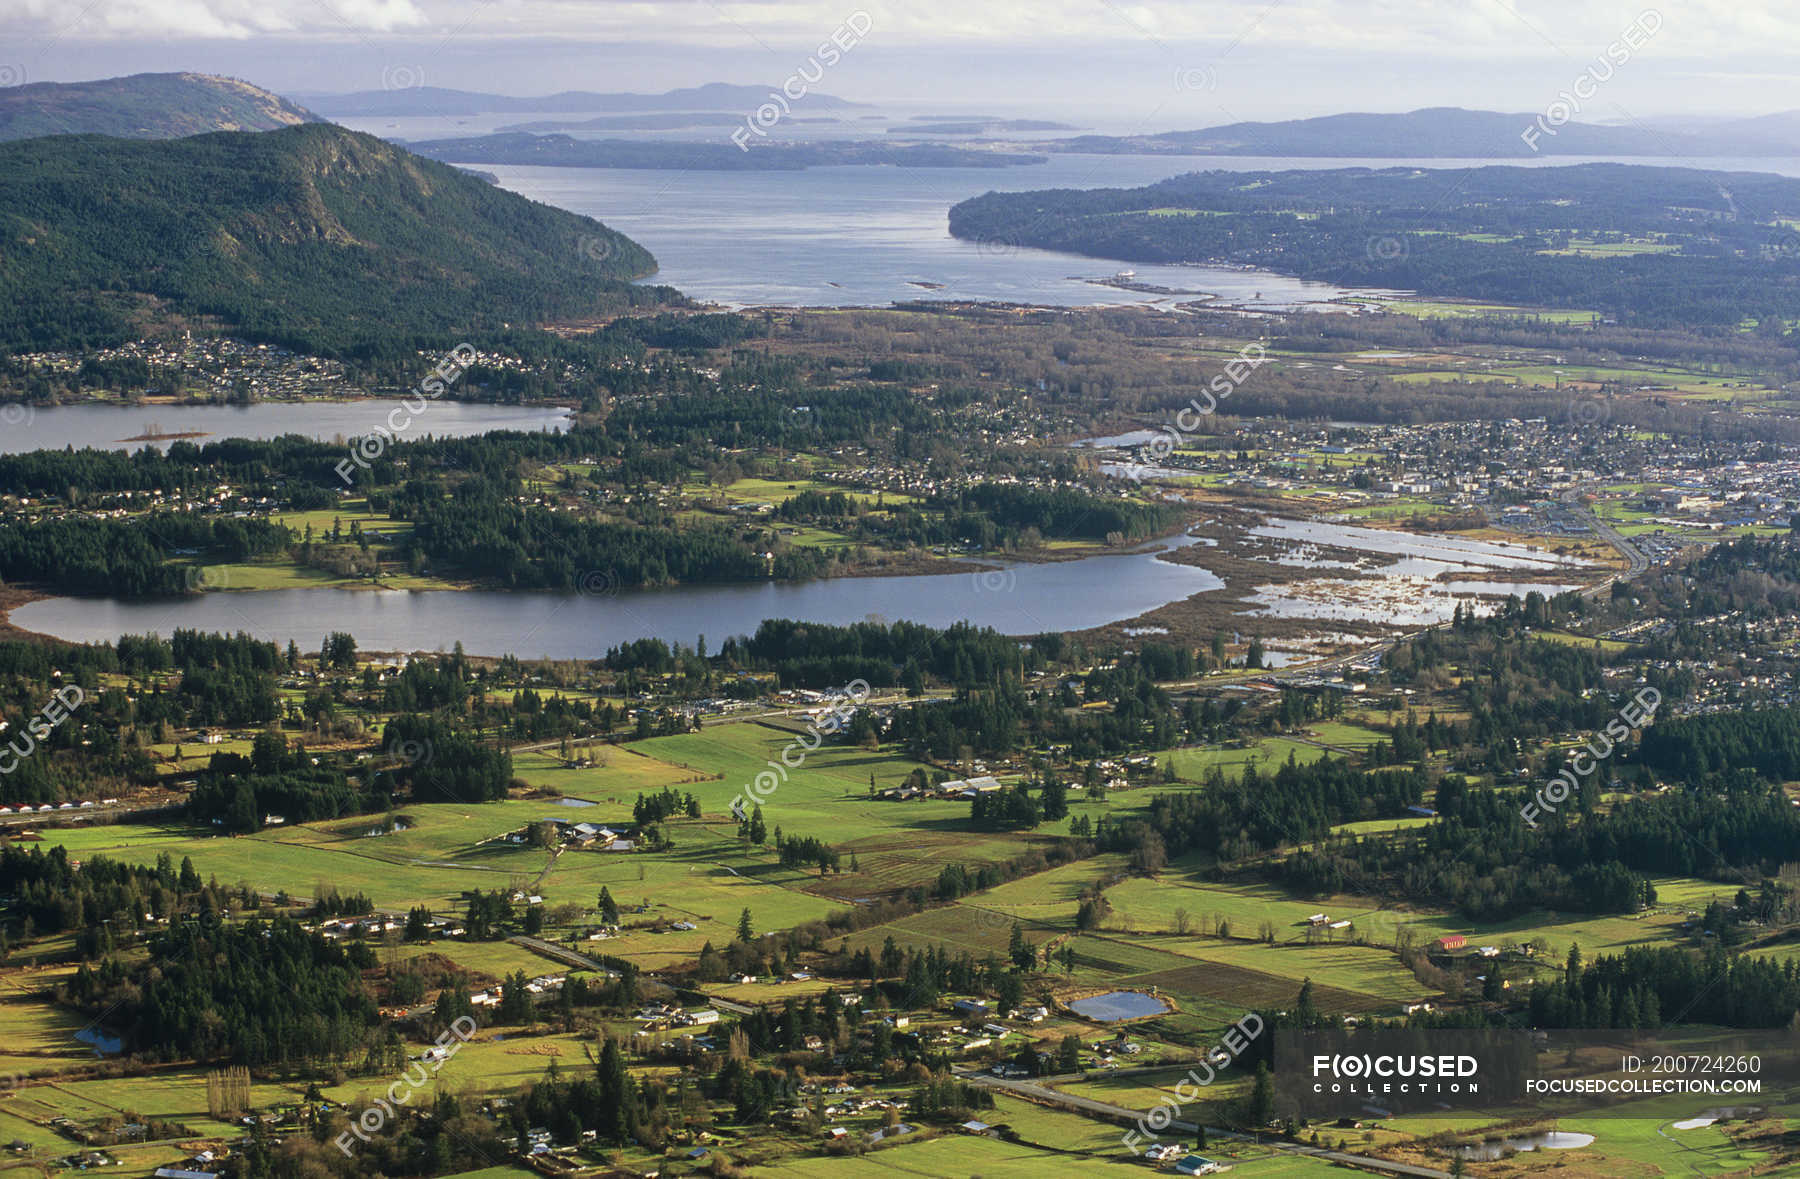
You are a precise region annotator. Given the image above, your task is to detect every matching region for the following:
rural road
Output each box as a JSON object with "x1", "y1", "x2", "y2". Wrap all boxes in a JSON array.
[
  {"x1": 963, "y1": 1071, "x2": 1451, "y2": 1179},
  {"x1": 506, "y1": 934, "x2": 617, "y2": 976}
]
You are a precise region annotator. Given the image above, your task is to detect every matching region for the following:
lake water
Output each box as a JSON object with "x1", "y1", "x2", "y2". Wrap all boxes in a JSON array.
[
  {"x1": 1067, "y1": 990, "x2": 1171, "y2": 1022},
  {"x1": 13, "y1": 535, "x2": 1223, "y2": 656},
  {"x1": 0, "y1": 403, "x2": 573, "y2": 456}
]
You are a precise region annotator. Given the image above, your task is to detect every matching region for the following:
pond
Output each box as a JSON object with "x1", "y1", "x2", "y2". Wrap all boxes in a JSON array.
[
  {"x1": 1454, "y1": 1130, "x2": 1596, "y2": 1160},
  {"x1": 76, "y1": 1027, "x2": 123, "y2": 1055},
  {"x1": 1067, "y1": 991, "x2": 1172, "y2": 1022}
]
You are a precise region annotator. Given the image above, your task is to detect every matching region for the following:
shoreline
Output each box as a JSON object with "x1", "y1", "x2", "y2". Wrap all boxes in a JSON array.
[{"x1": 0, "y1": 587, "x2": 57, "y2": 645}]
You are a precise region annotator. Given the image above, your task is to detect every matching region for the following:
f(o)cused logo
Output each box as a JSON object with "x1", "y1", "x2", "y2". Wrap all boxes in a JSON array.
[
  {"x1": 577, "y1": 569, "x2": 620, "y2": 598},
  {"x1": 1569, "y1": 396, "x2": 1610, "y2": 427},
  {"x1": 972, "y1": 568, "x2": 1017, "y2": 594},
  {"x1": 1366, "y1": 235, "x2": 1409, "y2": 263},
  {"x1": 387, "y1": 739, "x2": 433, "y2": 768},
  {"x1": 382, "y1": 65, "x2": 424, "y2": 91},
  {"x1": 1175, "y1": 66, "x2": 1217, "y2": 93}
]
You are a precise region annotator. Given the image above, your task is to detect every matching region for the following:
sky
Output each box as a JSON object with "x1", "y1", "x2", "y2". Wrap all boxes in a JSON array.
[{"x1": 1, "y1": 0, "x2": 1795, "y2": 128}]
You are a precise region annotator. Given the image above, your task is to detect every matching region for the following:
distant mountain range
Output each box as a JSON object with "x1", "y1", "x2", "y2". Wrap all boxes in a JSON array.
[
  {"x1": 0, "y1": 73, "x2": 321, "y2": 142},
  {"x1": 300, "y1": 83, "x2": 868, "y2": 119},
  {"x1": 1042, "y1": 107, "x2": 1800, "y2": 158},
  {"x1": 404, "y1": 132, "x2": 1046, "y2": 171},
  {"x1": 0, "y1": 123, "x2": 658, "y2": 354}
]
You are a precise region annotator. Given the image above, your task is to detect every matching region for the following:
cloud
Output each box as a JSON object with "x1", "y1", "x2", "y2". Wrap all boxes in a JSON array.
[
  {"x1": 2, "y1": 0, "x2": 1798, "y2": 62},
  {"x1": 0, "y1": 0, "x2": 427, "y2": 39}
]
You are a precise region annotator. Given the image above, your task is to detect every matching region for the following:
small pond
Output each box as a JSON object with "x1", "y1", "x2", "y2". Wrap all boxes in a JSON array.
[
  {"x1": 1067, "y1": 991, "x2": 1171, "y2": 1022},
  {"x1": 1454, "y1": 1130, "x2": 1595, "y2": 1160}
]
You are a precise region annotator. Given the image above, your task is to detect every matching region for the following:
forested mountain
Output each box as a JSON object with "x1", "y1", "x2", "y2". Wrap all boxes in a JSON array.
[
  {"x1": 948, "y1": 163, "x2": 1800, "y2": 326},
  {"x1": 1041, "y1": 107, "x2": 1793, "y2": 158},
  {"x1": 0, "y1": 123, "x2": 659, "y2": 355},
  {"x1": 0, "y1": 73, "x2": 321, "y2": 142},
  {"x1": 300, "y1": 82, "x2": 866, "y2": 117}
]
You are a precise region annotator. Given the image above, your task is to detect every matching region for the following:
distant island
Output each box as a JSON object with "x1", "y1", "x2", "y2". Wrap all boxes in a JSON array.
[
  {"x1": 0, "y1": 72, "x2": 321, "y2": 142},
  {"x1": 948, "y1": 162, "x2": 1800, "y2": 326},
  {"x1": 404, "y1": 132, "x2": 1047, "y2": 171},
  {"x1": 887, "y1": 119, "x2": 1077, "y2": 136},
  {"x1": 298, "y1": 82, "x2": 869, "y2": 118},
  {"x1": 1032, "y1": 106, "x2": 1800, "y2": 158}
]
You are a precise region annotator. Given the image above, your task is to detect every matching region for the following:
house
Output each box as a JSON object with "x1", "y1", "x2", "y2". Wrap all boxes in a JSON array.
[
  {"x1": 686, "y1": 1009, "x2": 720, "y2": 1025},
  {"x1": 1176, "y1": 1157, "x2": 1225, "y2": 1175},
  {"x1": 959, "y1": 1120, "x2": 996, "y2": 1136},
  {"x1": 952, "y1": 999, "x2": 990, "y2": 1017},
  {"x1": 1437, "y1": 934, "x2": 1468, "y2": 952}
]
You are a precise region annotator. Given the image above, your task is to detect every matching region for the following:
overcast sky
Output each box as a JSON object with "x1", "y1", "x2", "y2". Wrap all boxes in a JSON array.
[{"x1": 1, "y1": 0, "x2": 1793, "y2": 127}]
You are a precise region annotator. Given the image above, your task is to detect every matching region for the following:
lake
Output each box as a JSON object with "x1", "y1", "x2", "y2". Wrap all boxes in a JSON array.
[
  {"x1": 0, "y1": 402, "x2": 573, "y2": 456},
  {"x1": 12, "y1": 535, "x2": 1224, "y2": 657}
]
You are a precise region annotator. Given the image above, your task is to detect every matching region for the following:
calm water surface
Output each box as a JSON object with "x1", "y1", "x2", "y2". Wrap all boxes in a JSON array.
[
  {"x1": 14, "y1": 536, "x2": 1223, "y2": 657},
  {"x1": 1, "y1": 403, "x2": 572, "y2": 456}
]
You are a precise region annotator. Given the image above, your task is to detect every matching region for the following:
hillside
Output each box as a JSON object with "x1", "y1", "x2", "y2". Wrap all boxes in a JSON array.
[
  {"x1": 0, "y1": 123, "x2": 659, "y2": 355},
  {"x1": 948, "y1": 163, "x2": 1800, "y2": 326},
  {"x1": 0, "y1": 73, "x2": 322, "y2": 141},
  {"x1": 302, "y1": 82, "x2": 867, "y2": 118},
  {"x1": 1042, "y1": 106, "x2": 1791, "y2": 158}
]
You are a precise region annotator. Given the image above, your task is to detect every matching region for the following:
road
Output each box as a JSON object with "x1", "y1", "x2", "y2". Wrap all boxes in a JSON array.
[
  {"x1": 964, "y1": 1071, "x2": 1450, "y2": 1179},
  {"x1": 506, "y1": 934, "x2": 617, "y2": 976},
  {"x1": 1579, "y1": 504, "x2": 1649, "y2": 582}
]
